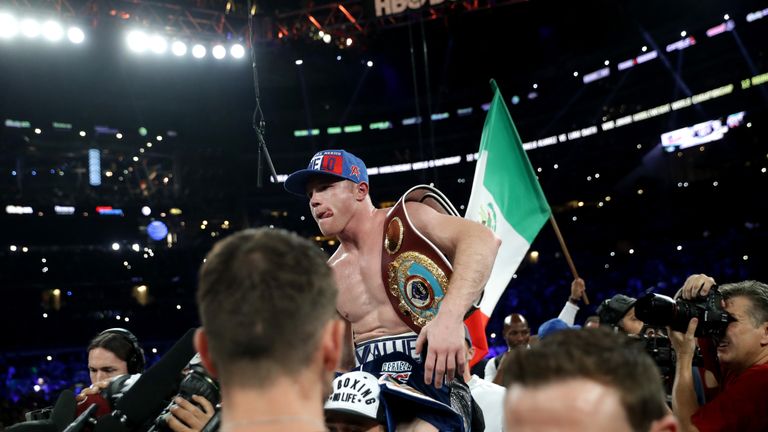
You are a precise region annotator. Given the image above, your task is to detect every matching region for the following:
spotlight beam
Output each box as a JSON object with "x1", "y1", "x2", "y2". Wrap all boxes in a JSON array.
[{"x1": 640, "y1": 30, "x2": 696, "y2": 109}]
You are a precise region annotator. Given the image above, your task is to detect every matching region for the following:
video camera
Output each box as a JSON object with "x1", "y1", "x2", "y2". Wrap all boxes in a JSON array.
[{"x1": 634, "y1": 286, "x2": 734, "y2": 338}]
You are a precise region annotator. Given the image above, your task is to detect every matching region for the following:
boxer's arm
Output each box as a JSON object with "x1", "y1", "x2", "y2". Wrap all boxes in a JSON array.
[{"x1": 407, "y1": 201, "x2": 500, "y2": 387}]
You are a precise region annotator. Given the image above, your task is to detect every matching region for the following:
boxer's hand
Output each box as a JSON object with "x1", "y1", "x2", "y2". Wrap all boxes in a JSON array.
[{"x1": 415, "y1": 315, "x2": 464, "y2": 389}]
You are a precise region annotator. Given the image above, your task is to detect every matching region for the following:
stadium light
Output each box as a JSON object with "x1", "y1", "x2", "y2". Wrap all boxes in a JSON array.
[
  {"x1": 127, "y1": 30, "x2": 148, "y2": 53},
  {"x1": 230, "y1": 43, "x2": 245, "y2": 59},
  {"x1": 171, "y1": 40, "x2": 187, "y2": 56},
  {"x1": 191, "y1": 44, "x2": 206, "y2": 58},
  {"x1": 0, "y1": 13, "x2": 18, "y2": 39},
  {"x1": 212, "y1": 44, "x2": 226, "y2": 59},
  {"x1": 20, "y1": 19, "x2": 41, "y2": 38},
  {"x1": 149, "y1": 35, "x2": 167, "y2": 54},
  {"x1": 41, "y1": 20, "x2": 63, "y2": 42},
  {"x1": 67, "y1": 27, "x2": 85, "y2": 44}
]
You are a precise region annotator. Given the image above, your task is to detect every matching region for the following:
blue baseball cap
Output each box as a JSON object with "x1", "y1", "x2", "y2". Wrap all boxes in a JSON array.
[
  {"x1": 284, "y1": 149, "x2": 369, "y2": 197},
  {"x1": 537, "y1": 318, "x2": 581, "y2": 340}
]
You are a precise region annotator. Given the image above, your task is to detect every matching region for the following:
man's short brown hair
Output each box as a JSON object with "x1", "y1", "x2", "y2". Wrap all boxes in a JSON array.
[
  {"x1": 719, "y1": 280, "x2": 768, "y2": 327},
  {"x1": 504, "y1": 328, "x2": 668, "y2": 432},
  {"x1": 196, "y1": 228, "x2": 337, "y2": 385}
]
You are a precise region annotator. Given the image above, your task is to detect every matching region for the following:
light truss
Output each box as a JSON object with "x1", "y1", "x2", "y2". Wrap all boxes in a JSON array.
[{"x1": 4, "y1": 0, "x2": 527, "y2": 42}]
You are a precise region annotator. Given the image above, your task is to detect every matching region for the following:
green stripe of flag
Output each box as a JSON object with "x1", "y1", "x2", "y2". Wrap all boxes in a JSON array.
[{"x1": 479, "y1": 81, "x2": 551, "y2": 243}]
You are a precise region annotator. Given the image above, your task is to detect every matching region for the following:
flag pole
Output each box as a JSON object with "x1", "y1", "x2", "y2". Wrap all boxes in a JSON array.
[{"x1": 548, "y1": 214, "x2": 589, "y2": 304}]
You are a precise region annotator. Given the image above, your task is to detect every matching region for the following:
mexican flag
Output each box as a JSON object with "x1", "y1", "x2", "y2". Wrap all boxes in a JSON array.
[{"x1": 464, "y1": 80, "x2": 552, "y2": 365}]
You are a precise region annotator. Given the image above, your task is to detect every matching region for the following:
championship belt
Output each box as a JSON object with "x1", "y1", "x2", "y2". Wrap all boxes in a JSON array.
[{"x1": 381, "y1": 185, "x2": 460, "y2": 333}]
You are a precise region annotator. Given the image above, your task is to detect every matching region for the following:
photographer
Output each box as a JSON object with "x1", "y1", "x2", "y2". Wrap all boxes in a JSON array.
[
  {"x1": 597, "y1": 293, "x2": 643, "y2": 335},
  {"x1": 599, "y1": 292, "x2": 710, "y2": 403},
  {"x1": 669, "y1": 274, "x2": 768, "y2": 432},
  {"x1": 79, "y1": 329, "x2": 215, "y2": 432}
]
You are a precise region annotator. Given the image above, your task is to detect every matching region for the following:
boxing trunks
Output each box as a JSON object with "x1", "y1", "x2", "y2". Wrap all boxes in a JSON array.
[{"x1": 354, "y1": 334, "x2": 473, "y2": 432}]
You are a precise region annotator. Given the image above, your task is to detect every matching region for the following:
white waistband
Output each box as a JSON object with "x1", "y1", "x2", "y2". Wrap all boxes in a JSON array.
[{"x1": 354, "y1": 332, "x2": 419, "y2": 366}]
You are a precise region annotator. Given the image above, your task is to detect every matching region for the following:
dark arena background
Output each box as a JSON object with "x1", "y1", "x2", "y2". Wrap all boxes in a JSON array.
[{"x1": 1, "y1": 0, "x2": 767, "y2": 422}]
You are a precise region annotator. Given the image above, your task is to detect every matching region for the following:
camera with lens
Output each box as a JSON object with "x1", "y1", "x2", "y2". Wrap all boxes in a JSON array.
[
  {"x1": 631, "y1": 331, "x2": 676, "y2": 395},
  {"x1": 639, "y1": 331, "x2": 675, "y2": 372},
  {"x1": 634, "y1": 286, "x2": 734, "y2": 338},
  {"x1": 148, "y1": 354, "x2": 221, "y2": 432}
]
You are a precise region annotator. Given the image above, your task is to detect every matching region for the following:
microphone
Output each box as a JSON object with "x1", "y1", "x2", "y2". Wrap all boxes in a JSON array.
[
  {"x1": 50, "y1": 390, "x2": 77, "y2": 432},
  {"x1": 62, "y1": 405, "x2": 98, "y2": 432},
  {"x1": 94, "y1": 328, "x2": 197, "y2": 432}
]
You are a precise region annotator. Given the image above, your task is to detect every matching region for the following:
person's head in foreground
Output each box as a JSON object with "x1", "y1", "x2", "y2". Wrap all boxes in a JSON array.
[
  {"x1": 195, "y1": 228, "x2": 345, "y2": 427},
  {"x1": 504, "y1": 327, "x2": 678, "y2": 432}
]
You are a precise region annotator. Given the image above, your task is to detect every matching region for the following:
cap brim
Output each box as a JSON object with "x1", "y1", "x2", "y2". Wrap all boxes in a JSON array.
[
  {"x1": 283, "y1": 170, "x2": 348, "y2": 197},
  {"x1": 324, "y1": 407, "x2": 378, "y2": 421}
]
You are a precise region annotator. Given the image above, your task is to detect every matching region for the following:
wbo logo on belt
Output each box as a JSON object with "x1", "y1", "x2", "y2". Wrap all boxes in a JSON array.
[{"x1": 381, "y1": 185, "x2": 458, "y2": 332}]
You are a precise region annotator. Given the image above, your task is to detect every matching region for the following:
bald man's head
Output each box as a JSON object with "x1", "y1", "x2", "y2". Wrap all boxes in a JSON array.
[{"x1": 503, "y1": 313, "x2": 530, "y2": 349}]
